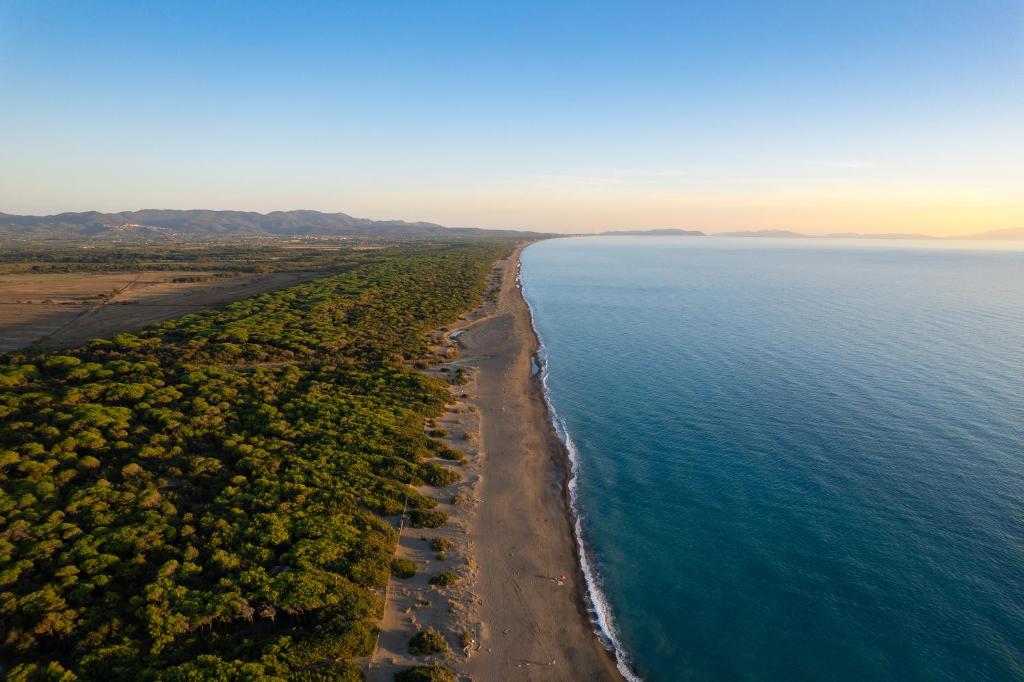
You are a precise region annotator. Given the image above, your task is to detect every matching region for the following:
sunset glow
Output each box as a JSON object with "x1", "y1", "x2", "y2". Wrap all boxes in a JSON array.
[{"x1": 1, "y1": 1, "x2": 1021, "y2": 235}]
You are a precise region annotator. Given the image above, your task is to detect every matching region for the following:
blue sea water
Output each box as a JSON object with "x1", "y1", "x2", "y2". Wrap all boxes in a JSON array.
[{"x1": 519, "y1": 237, "x2": 1024, "y2": 682}]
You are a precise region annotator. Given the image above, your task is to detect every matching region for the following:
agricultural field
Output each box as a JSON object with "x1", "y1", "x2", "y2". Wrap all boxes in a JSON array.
[{"x1": 0, "y1": 271, "x2": 323, "y2": 352}]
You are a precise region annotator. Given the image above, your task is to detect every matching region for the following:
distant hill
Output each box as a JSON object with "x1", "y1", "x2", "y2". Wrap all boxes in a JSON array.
[
  {"x1": 956, "y1": 227, "x2": 1024, "y2": 241},
  {"x1": 716, "y1": 229, "x2": 809, "y2": 238},
  {"x1": 601, "y1": 228, "x2": 705, "y2": 237},
  {"x1": 0, "y1": 209, "x2": 542, "y2": 240},
  {"x1": 822, "y1": 232, "x2": 938, "y2": 240},
  {"x1": 717, "y1": 228, "x2": 1024, "y2": 241}
]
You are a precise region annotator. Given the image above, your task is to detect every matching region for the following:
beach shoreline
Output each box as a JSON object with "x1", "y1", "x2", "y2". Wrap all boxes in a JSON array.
[
  {"x1": 369, "y1": 243, "x2": 623, "y2": 681},
  {"x1": 458, "y1": 244, "x2": 622, "y2": 680},
  {"x1": 521, "y1": 258, "x2": 642, "y2": 682}
]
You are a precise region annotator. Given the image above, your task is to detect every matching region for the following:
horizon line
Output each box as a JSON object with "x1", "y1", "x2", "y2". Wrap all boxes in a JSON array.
[{"x1": 2, "y1": 207, "x2": 1022, "y2": 241}]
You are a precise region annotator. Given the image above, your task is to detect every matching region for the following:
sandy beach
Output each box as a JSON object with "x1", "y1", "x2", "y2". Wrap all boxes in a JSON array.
[
  {"x1": 367, "y1": 244, "x2": 621, "y2": 680},
  {"x1": 458, "y1": 246, "x2": 622, "y2": 680}
]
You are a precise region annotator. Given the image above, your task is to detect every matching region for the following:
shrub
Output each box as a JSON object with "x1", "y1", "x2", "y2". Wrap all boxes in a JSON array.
[
  {"x1": 420, "y1": 463, "x2": 460, "y2": 487},
  {"x1": 430, "y1": 571, "x2": 460, "y2": 587},
  {"x1": 409, "y1": 509, "x2": 447, "y2": 528},
  {"x1": 436, "y1": 447, "x2": 465, "y2": 463},
  {"x1": 429, "y1": 537, "x2": 452, "y2": 553},
  {"x1": 394, "y1": 665, "x2": 457, "y2": 682},
  {"x1": 391, "y1": 558, "x2": 417, "y2": 579},
  {"x1": 408, "y1": 627, "x2": 448, "y2": 655}
]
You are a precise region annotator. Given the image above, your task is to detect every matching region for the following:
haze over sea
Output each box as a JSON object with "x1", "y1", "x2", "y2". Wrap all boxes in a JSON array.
[{"x1": 520, "y1": 236, "x2": 1024, "y2": 682}]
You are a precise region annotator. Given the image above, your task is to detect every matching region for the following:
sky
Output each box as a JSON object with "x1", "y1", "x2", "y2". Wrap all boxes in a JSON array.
[{"x1": 0, "y1": 1, "x2": 1021, "y2": 235}]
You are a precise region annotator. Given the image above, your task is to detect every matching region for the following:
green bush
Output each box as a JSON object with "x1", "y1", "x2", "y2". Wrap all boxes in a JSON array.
[
  {"x1": 394, "y1": 664, "x2": 457, "y2": 682},
  {"x1": 436, "y1": 447, "x2": 465, "y2": 462},
  {"x1": 420, "y1": 462, "x2": 460, "y2": 487},
  {"x1": 391, "y1": 558, "x2": 417, "y2": 579},
  {"x1": 430, "y1": 571, "x2": 461, "y2": 587},
  {"x1": 409, "y1": 509, "x2": 448, "y2": 528},
  {"x1": 408, "y1": 627, "x2": 449, "y2": 655},
  {"x1": 429, "y1": 537, "x2": 453, "y2": 553}
]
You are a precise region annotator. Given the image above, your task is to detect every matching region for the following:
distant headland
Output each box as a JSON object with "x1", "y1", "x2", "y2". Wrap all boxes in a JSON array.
[
  {"x1": 714, "y1": 227, "x2": 1024, "y2": 241},
  {"x1": 601, "y1": 228, "x2": 705, "y2": 237},
  {"x1": 596, "y1": 227, "x2": 1024, "y2": 241}
]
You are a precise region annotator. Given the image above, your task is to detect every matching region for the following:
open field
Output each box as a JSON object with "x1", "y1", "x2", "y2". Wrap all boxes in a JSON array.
[{"x1": 0, "y1": 270, "x2": 322, "y2": 352}]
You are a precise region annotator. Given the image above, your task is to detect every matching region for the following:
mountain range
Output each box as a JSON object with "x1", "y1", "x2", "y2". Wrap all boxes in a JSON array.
[
  {"x1": 2, "y1": 210, "x2": 1021, "y2": 242},
  {"x1": 0, "y1": 209, "x2": 541, "y2": 240}
]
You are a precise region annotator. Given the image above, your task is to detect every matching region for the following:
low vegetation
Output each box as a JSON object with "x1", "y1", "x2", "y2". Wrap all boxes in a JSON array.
[
  {"x1": 409, "y1": 509, "x2": 448, "y2": 529},
  {"x1": 0, "y1": 240, "x2": 511, "y2": 679},
  {"x1": 429, "y1": 537, "x2": 452, "y2": 553},
  {"x1": 391, "y1": 558, "x2": 417, "y2": 579},
  {"x1": 435, "y1": 447, "x2": 465, "y2": 463},
  {"x1": 407, "y1": 627, "x2": 448, "y2": 656},
  {"x1": 0, "y1": 242, "x2": 362, "y2": 275},
  {"x1": 394, "y1": 664, "x2": 457, "y2": 682},
  {"x1": 429, "y1": 571, "x2": 461, "y2": 588},
  {"x1": 419, "y1": 463, "x2": 460, "y2": 488}
]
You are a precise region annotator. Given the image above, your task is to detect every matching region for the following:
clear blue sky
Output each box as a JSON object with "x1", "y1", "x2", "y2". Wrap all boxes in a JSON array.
[{"x1": 1, "y1": 1, "x2": 1021, "y2": 234}]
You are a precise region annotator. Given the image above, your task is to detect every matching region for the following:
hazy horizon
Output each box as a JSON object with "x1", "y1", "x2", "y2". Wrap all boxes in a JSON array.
[
  {"x1": 2, "y1": 207, "x2": 1022, "y2": 240},
  {"x1": 1, "y1": 1, "x2": 1021, "y2": 236}
]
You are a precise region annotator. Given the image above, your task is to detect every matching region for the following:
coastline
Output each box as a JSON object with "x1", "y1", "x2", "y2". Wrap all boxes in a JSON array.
[
  {"x1": 458, "y1": 244, "x2": 622, "y2": 680},
  {"x1": 520, "y1": 257, "x2": 642, "y2": 682},
  {"x1": 369, "y1": 243, "x2": 626, "y2": 681}
]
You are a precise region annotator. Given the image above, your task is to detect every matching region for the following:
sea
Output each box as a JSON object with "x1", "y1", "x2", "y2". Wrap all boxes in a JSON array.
[{"x1": 519, "y1": 236, "x2": 1024, "y2": 682}]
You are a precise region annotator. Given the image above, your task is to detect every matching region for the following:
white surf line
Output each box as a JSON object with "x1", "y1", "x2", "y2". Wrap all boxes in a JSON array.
[{"x1": 517, "y1": 249, "x2": 643, "y2": 682}]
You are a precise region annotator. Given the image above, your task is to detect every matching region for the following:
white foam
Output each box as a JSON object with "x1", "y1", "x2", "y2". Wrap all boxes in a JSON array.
[{"x1": 518, "y1": 252, "x2": 643, "y2": 682}]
